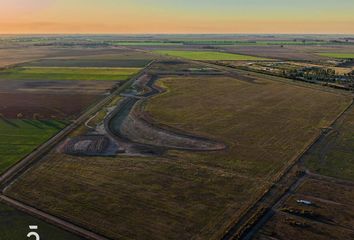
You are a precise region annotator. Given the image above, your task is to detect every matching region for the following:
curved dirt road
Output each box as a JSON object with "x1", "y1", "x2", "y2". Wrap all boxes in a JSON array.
[{"x1": 105, "y1": 74, "x2": 225, "y2": 154}]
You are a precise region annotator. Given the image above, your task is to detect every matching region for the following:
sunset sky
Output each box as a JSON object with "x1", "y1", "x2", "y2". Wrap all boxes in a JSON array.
[{"x1": 1, "y1": 0, "x2": 354, "y2": 34}]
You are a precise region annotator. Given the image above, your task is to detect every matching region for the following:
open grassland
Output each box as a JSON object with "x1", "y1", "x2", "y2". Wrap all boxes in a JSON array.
[
  {"x1": 0, "y1": 202, "x2": 82, "y2": 240},
  {"x1": 5, "y1": 73, "x2": 351, "y2": 240},
  {"x1": 0, "y1": 119, "x2": 66, "y2": 173},
  {"x1": 155, "y1": 50, "x2": 269, "y2": 61},
  {"x1": 0, "y1": 67, "x2": 141, "y2": 81},
  {"x1": 304, "y1": 104, "x2": 354, "y2": 181},
  {"x1": 317, "y1": 53, "x2": 354, "y2": 59}
]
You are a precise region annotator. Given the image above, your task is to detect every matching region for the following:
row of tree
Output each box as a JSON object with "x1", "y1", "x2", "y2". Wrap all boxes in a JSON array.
[
  {"x1": 285, "y1": 67, "x2": 336, "y2": 82},
  {"x1": 282, "y1": 67, "x2": 354, "y2": 90}
]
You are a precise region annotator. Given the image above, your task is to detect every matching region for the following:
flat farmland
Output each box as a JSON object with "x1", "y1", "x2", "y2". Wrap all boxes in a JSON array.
[
  {"x1": 222, "y1": 45, "x2": 354, "y2": 61},
  {"x1": 220, "y1": 46, "x2": 321, "y2": 61},
  {"x1": 112, "y1": 41, "x2": 183, "y2": 46},
  {"x1": 4, "y1": 70, "x2": 352, "y2": 240},
  {"x1": 0, "y1": 45, "x2": 144, "y2": 68},
  {"x1": 155, "y1": 50, "x2": 269, "y2": 61},
  {"x1": 0, "y1": 119, "x2": 66, "y2": 173},
  {"x1": 0, "y1": 92, "x2": 99, "y2": 119},
  {"x1": 0, "y1": 47, "x2": 58, "y2": 68},
  {"x1": 25, "y1": 58, "x2": 151, "y2": 68},
  {"x1": 0, "y1": 202, "x2": 83, "y2": 240},
  {"x1": 24, "y1": 52, "x2": 154, "y2": 68},
  {"x1": 0, "y1": 42, "x2": 155, "y2": 68},
  {"x1": 304, "y1": 104, "x2": 354, "y2": 181},
  {"x1": 145, "y1": 75, "x2": 350, "y2": 179},
  {"x1": 0, "y1": 67, "x2": 141, "y2": 81}
]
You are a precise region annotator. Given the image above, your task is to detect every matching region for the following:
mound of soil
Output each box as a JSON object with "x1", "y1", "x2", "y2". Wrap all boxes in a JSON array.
[{"x1": 63, "y1": 135, "x2": 112, "y2": 156}]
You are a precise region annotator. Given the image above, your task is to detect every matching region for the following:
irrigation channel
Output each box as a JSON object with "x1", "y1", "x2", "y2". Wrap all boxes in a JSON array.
[{"x1": 104, "y1": 73, "x2": 225, "y2": 156}]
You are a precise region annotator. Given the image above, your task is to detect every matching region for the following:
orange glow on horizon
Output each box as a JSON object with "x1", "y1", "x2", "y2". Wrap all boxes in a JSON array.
[{"x1": 0, "y1": 0, "x2": 354, "y2": 34}]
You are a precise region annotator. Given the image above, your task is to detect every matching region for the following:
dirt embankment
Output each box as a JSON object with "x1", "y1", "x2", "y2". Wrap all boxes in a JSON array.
[
  {"x1": 120, "y1": 103, "x2": 225, "y2": 151},
  {"x1": 108, "y1": 74, "x2": 226, "y2": 152}
]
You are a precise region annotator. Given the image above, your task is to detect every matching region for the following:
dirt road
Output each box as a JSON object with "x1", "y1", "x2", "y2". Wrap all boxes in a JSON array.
[{"x1": 105, "y1": 73, "x2": 225, "y2": 154}]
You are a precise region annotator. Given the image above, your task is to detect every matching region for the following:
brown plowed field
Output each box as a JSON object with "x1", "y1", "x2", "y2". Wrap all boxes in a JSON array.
[
  {"x1": 0, "y1": 92, "x2": 99, "y2": 119},
  {"x1": 0, "y1": 79, "x2": 116, "y2": 94}
]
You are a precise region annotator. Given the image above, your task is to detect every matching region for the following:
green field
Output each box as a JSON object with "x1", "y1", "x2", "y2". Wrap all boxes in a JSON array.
[
  {"x1": 155, "y1": 50, "x2": 269, "y2": 61},
  {"x1": 317, "y1": 53, "x2": 354, "y2": 59},
  {"x1": 0, "y1": 119, "x2": 66, "y2": 173},
  {"x1": 0, "y1": 202, "x2": 82, "y2": 239},
  {"x1": 0, "y1": 67, "x2": 141, "y2": 81}
]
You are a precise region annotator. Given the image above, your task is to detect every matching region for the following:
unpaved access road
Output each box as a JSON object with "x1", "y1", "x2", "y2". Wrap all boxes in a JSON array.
[{"x1": 105, "y1": 73, "x2": 225, "y2": 155}]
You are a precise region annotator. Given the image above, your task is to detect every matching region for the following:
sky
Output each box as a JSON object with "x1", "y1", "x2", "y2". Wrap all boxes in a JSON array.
[{"x1": 0, "y1": 0, "x2": 354, "y2": 34}]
